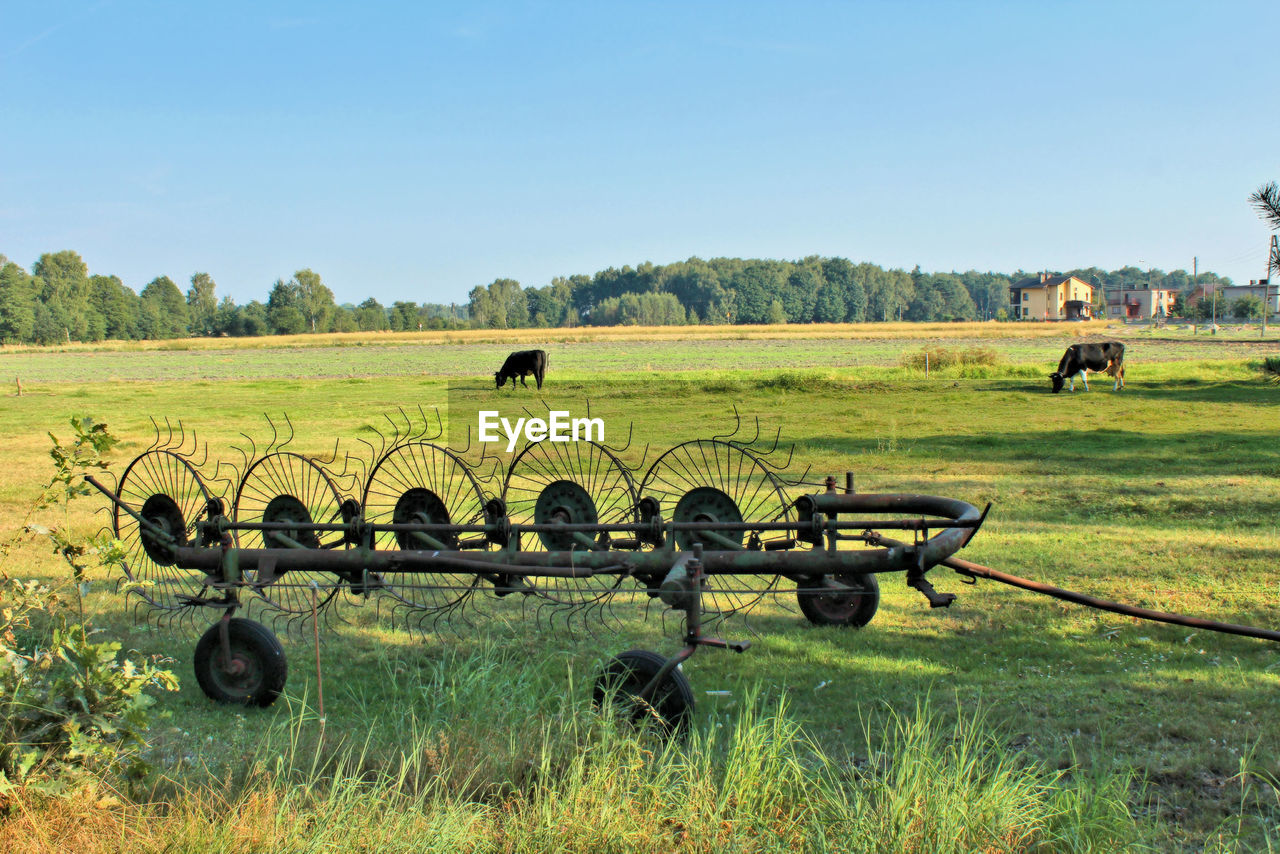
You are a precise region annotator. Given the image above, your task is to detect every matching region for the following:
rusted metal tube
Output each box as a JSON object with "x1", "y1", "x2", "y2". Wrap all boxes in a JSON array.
[
  {"x1": 945, "y1": 555, "x2": 1280, "y2": 644},
  {"x1": 168, "y1": 538, "x2": 937, "y2": 579}
]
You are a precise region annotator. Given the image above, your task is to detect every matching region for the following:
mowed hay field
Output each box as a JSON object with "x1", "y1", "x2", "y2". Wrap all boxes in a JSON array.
[{"x1": 2, "y1": 321, "x2": 1279, "y2": 851}]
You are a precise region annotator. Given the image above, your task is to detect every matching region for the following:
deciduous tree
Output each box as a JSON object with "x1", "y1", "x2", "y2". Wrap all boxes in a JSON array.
[
  {"x1": 140, "y1": 276, "x2": 189, "y2": 338},
  {"x1": 186, "y1": 272, "x2": 218, "y2": 336}
]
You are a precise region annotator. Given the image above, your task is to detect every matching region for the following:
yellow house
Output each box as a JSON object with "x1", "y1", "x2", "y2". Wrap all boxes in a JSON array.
[{"x1": 1009, "y1": 273, "x2": 1094, "y2": 320}]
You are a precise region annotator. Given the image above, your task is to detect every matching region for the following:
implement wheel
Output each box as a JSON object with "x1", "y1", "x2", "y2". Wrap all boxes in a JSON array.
[
  {"x1": 797, "y1": 572, "x2": 880, "y2": 627},
  {"x1": 593, "y1": 649, "x2": 694, "y2": 735},
  {"x1": 193, "y1": 618, "x2": 287, "y2": 707}
]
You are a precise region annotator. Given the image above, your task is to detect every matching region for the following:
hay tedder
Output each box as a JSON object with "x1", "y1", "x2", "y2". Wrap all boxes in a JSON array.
[{"x1": 88, "y1": 412, "x2": 1279, "y2": 733}]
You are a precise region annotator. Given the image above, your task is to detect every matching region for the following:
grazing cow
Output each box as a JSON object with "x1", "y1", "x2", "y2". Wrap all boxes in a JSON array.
[
  {"x1": 495, "y1": 349, "x2": 547, "y2": 390},
  {"x1": 1050, "y1": 341, "x2": 1124, "y2": 393}
]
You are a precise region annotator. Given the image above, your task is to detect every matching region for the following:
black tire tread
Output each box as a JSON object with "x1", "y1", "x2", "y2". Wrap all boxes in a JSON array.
[
  {"x1": 193, "y1": 618, "x2": 287, "y2": 707},
  {"x1": 797, "y1": 572, "x2": 880, "y2": 627},
  {"x1": 593, "y1": 648, "x2": 694, "y2": 733}
]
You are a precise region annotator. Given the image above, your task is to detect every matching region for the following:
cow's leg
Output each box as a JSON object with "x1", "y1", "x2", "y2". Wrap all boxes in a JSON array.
[
  {"x1": 1079, "y1": 370, "x2": 1089, "y2": 391},
  {"x1": 535, "y1": 371, "x2": 543, "y2": 390},
  {"x1": 520, "y1": 374, "x2": 528, "y2": 387}
]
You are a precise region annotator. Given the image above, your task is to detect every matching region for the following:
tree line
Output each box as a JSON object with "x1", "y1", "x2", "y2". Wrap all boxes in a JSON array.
[
  {"x1": 0, "y1": 251, "x2": 468, "y2": 345},
  {"x1": 469, "y1": 257, "x2": 1235, "y2": 328},
  {"x1": 0, "y1": 249, "x2": 1236, "y2": 345}
]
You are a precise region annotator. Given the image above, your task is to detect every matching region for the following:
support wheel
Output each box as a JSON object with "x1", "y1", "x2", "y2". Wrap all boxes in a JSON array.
[
  {"x1": 797, "y1": 573, "x2": 880, "y2": 627},
  {"x1": 194, "y1": 618, "x2": 287, "y2": 707},
  {"x1": 593, "y1": 649, "x2": 694, "y2": 735}
]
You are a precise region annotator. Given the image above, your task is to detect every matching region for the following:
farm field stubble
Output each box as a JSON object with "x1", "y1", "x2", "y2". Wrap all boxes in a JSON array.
[{"x1": 1, "y1": 326, "x2": 1278, "y2": 850}]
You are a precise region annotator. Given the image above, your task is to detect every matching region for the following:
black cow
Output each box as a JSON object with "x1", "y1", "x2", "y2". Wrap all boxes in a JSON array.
[
  {"x1": 1050, "y1": 341, "x2": 1124, "y2": 393},
  {"x1": 495, "y1": 349, "x2": 547, "y2": 390}
]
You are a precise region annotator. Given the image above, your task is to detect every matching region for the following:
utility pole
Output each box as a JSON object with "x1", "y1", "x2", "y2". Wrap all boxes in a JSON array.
[{"x1": 1192, "y1": 256, "x2": 1197, "y2": 326}]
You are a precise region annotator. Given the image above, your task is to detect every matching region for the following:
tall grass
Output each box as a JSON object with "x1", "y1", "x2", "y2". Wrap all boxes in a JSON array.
[
  {"x1": 1258, "y1": 355, "x2": 1280, "y2": 383},
  {"x1": 2, "y1": 647, "x2": 1145, "y2": 853},
  {"x1": 900, "y1": 346, "x2": 1001, "y2": 371}
]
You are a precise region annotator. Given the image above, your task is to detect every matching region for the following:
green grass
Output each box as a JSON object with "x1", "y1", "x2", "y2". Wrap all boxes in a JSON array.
[
  {"x1": 2, "y1": 328, "x2": 1280, "y2": 849},
  {"x1": 4, "y1": 646, "x2": 1142, "y2": 853}
]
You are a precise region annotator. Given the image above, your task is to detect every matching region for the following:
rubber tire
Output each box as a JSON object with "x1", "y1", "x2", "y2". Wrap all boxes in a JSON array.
[
  {"x1": 797, "y1": 572, "x2": 880, "y2": 627},
  {"x1": 194, "y1": 618, "x2": 287, "y2": 707},
  {"x1": 593, "y1": 649, "x2": 695, "y2": 735}
]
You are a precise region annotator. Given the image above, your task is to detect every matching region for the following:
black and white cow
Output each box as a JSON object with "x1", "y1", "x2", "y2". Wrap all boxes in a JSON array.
[
  {"x1": 495, "y1": 349, "x2": 547, "y2": 390},
  {"x1": 1050, "y1": 341, "x2": 1124, "y2": 393}
]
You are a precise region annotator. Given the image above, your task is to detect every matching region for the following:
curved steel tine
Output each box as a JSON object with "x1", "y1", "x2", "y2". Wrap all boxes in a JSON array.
[
  {"x1": 236, "y1": 431, "x2": 256, "y2": 468},
  {"x1": 783, "y1": 463, "x2": 813, "y2": 489},
  {"x1": 313, "y1": 437, "x2": 340, "y2": 467},
  {"x1": 774, "y1": 438, "x2": 795, "y2": 470},
  {"x1": 341, "y1": 449, "x2": 369, "y2": 496},
  {"x1": 402, "y1": 407, "x2": 422, "y2": 443},
  {"x1": 262, "y1": 414, "x2": 280, "y2": 454},
  {"x1": 163, "y1": 416, "x2": 176, "y2": 451},
  {"x1": 409, "y1": 405, "x2": 432, "y2": 443},
  {"x1": 279, "y1": 413, "x2": 295, "y2": 450},
  {"x1": 632, "y1": 442, "x2": 651, "y2": 475},
  {"x1": 359, "y1": 419, "x2": 387, "y2": 463},
  {"x1": 209, "y1": 460, "x2": 237, "y2": 496},
  {"x1": 602, "y1": 420, "x2": 634, "y2": 455},
  {"x1": 146, "y1": 416, "x2": 161, "y2": 452},
  {"x1": 429, "y1": 406, "x2": 444, "y2": 441},
  {"x1": 327, "y1": 447, "x2": 351, "y2": 480},
  {"x1": 190, "y1": 429, "x2": 209, "y2": 468},
  {"x1": 395, "y1": 406, "x2": 413, "y2": 443},
  {"x1": 354, "y1": 434, "x2": 378, "y2": 472},
  {"x1": 471, "y1": 442, "x2": 504, "y2": 492},
  {"x1": 380, "y1": 410, "x2": 401, "y2": 446},
  {"x1": 712, "y1": 405, "x2": 742, "y2": 442},
  {"x1": 408, "y1": 405, "x2": 426, "y2": 442},
  {"x1": 727, "y1": 413, "x2": 760, "y2": 449},
  {"x1": 750, "y1": 423, "x2": 779, "y2": 457}
]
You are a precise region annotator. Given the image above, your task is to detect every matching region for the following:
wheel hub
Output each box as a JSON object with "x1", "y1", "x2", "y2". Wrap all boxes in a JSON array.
[
  {"x1": 393, "y1": 488, "x2": 455, "y2": 549},
  {"x1": 534, "y1": 480, "x2": 598, "y2": 550},
  {"x1": 139, "y1": 494, "x2": 187, "y2": 565},
  {"x1": 672, "y1": 487, "x2": 743, "y2": 550},
  {"x1": 262, "y1": 494, "x2": 319, "y2": 549},
  {"x1": 213, "y1": 648, "x2": 263, "y2": 696}
]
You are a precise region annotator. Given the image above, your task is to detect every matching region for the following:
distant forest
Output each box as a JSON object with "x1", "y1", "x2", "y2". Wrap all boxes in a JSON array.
[{"x1": 0, "y1": 249, "x2": 1235, "y2": 345}]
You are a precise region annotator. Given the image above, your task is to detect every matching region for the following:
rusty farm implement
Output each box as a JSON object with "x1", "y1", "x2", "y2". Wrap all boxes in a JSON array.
[{"x1": 87, "y1": 413, "x2": 1280, "y2": 734}]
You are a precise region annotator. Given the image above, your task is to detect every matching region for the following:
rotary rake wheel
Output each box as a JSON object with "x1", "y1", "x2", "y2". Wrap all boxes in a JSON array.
[
  {"x1": 503, "y1": 439, "x2": 640, "y2": 606},
  {"x1": 641, "y1": 439, "x2": 793, "y2": 621},
  {"x1": 90, "y1": 412, "x2": 1088, "y2": 735},
  {"x1": 233, "y1": 451, "x2": 349, "y2": 614},
  {"x1": 362, "y1": 441, "x2": 491, "y2": 614},
  {"x1": 113, "y1": 449, "x2": 216, "y2": 610}
]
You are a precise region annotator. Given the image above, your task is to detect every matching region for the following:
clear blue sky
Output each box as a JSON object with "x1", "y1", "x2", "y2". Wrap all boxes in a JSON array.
[{"x1": 3, "y1": 1, "x2": 1277, "y2": 305}]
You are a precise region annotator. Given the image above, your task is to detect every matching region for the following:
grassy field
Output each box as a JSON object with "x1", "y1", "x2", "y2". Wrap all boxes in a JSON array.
[{"x1": 2, "y1": 322, "x2": 1278, "y2": 851}]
